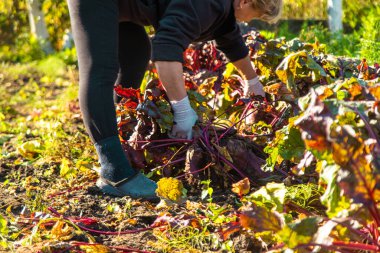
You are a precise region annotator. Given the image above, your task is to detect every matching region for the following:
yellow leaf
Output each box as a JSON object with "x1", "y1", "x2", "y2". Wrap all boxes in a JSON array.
[
  {"x1": 369, "y1": 85, "x2": 380, "y2": 100},
  {"x1": 232, "y1": 178, "x2": 250, "y2": 197},
  {"x1": 316, "y1": 86, "x2": 334, "y2": 100},
  {"x1": 347, "y1": 83, "x2": 363, "y2": 99},
  {"x1": 197, "y1": 76, "x2": 216, "y2": 96},
  {"x1": 76, "y1": 160, "x2": 92, "y2": 172},
  {"x1": 79, "y1": 244, "x2": 113, "y2": 253},
  {"x1": 17, "y1": 140, "x2": 43, "y2": 160},
  {"x1": 126, "y1": 218, "x2": 138, "y2": 226},
  {"x1": 51, "y1": 220, "x2": 75, "y2": 241},
  {"x1": 304, "y1": 135, "x2": 330, "y2": 152},
  {"x1": 60, "y1": 158, "x2": 77, "y2": 179}
]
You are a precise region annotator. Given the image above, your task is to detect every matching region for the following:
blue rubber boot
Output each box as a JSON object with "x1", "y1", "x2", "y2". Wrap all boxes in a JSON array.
[{"x1": 94, "y1": 136, "x2": 158, "y2": 201}]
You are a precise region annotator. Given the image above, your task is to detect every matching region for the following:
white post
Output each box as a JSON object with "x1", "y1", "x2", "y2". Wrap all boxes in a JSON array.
[
  {"x1": 26, "y1": 0, "x2": 53, "y2": 54},
  {"x1": 328, "y1": 0, "x2": 343, "y2": 33}
]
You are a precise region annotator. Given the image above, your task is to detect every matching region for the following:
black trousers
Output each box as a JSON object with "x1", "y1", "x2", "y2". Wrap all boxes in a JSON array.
[{"x1": 68, "y1": 0, "x2": 151, "y2": 143}]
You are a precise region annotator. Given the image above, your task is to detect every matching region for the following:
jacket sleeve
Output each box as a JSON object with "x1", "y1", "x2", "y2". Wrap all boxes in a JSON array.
[
  {"x1": 214, "y1": 14, "x2": 248, "y2": 62},
  {"x1": 151, "y1": 0, "x2": 201, "y2": 63}
]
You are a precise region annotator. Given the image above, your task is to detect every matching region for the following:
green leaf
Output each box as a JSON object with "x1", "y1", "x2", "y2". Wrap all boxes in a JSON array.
[
  {"x1": 336, "y1": 90, "x2": 349, "y2": 100},
  {"x1": 155, "y1": 99, "x2": 174, "y2": 133},
  {"x1": 276, "y1": 51, "x2": 327, "y2": 97},
  {"x1": 17, "y1": 140, "x2": 44, "y2": 160},
  {"x1": 278, "y1": 217, "x2": 322, "y2": 249},
  {"x1": 263, "y1": 144, "x2": 279, "y2": 171},
  {"x1": 248, "y1": 183, "x2": 286, "y2": 212},
  {"x1": 60, "y1": 158, "x2": 77, "y2": 179},
  {"x1": 264, "y1": 122, "x2": 305, "y2": 171},
  {"x1": 0, "y1": 214, "x2": 8, "y2": 235},
  {"x1": 279, "y1": 127, "x2": 305, "y2": 161},
  {"x1": 297, "y1": 95, "x2": 311, "y2": 111}
]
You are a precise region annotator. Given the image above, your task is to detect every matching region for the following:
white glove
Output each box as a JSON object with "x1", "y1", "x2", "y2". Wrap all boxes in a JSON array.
[
  {"x1": 243, "y1": 76, "x2": 265, "y2": 97},
  {"x1": 169, "y1": 96, "x2": 198, "y2": 140}
]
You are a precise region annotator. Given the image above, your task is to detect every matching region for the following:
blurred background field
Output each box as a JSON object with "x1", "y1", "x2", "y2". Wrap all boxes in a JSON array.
[{"x1": 0, "y1": 0, "x2": 379, "y2": 65}]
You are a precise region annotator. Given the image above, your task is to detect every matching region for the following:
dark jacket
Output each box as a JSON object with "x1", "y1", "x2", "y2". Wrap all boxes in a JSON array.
[{"x1": 121, "y1": 0, "x2": 248, "y2": 63}]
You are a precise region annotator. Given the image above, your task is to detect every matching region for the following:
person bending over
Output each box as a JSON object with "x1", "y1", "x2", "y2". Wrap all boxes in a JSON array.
[{"x1": 67, "y1": 0, "x2": 283, "y2": 200}]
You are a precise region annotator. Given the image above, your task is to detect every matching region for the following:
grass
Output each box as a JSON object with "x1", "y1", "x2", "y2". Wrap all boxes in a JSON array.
[
  {"x1": 151, "y1": 225, "x2": 219, "y2": 252},
  {"x1": 0, "y1": 59, "x2": 96, "y2": 213}
]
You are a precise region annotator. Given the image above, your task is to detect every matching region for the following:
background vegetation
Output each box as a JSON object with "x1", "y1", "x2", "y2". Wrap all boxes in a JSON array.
[{"x1": 0, "y1": 0, "x2": 379, "y2": 64}]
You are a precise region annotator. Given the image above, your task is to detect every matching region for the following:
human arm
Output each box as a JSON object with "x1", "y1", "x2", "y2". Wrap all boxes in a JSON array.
[
  {"x1": 214, "y1": 15, "x2": 265, "y2": 97},
  {"x1": 154, "y1": 61, "x2": 187, "y2": 101},
  {"x1": 154, "y1": 61, "x2": 198, "y2": 140},
  {"x1": 232, "y1": 55, "x2": 265, "y2": 97},
  {"x1": 151, "y1": 0, "x2": 203, "y2": 139}
]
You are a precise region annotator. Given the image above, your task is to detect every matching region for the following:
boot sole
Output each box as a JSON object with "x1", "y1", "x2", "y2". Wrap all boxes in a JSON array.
[
  {"x1": 96, "y1": 179, "x2": 125, "y2": 197},
  {"x1": 96, "y1": 179, "x2": 160, "y2": 202}
]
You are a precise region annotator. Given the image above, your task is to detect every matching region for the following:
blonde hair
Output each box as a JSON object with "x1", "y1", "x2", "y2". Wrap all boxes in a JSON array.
[{"x1": 250, "y1": 0, "x2": 283, "y2": 24}]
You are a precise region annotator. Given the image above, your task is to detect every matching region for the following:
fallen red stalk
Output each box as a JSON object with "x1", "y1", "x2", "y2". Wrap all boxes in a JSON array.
[
  {"x1": 71, "y1": 242, "x2": 156, "y2": 253},
  {"x1": 332, "y1": 241, "x2": 379, "y2": 252},
  {"x1": 48, "y1": 207, "x2": 163, "y2": 235},
  {"x1": 124, "y1": 138, "x2": 192, "y2": 144},
  {"x1": 295, "y1": 241, "x2": 379, "y2": 252},
  {"x1": 48, "y1": 186, "x2": 86, "y2": 199}
]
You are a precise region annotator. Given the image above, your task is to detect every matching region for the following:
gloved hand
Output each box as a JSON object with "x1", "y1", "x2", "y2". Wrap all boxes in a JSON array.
[
  {"x1": 169, "y1": 96, "x2": 198, "y2": 140},
  {"x1": 243, "y1": 76, "x2": 265, "y2": 97}
]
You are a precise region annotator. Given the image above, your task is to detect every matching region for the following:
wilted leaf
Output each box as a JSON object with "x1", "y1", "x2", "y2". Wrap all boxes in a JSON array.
[
  {"x1": 152, "y1": 213, "x2": 200, "y2": 228},
  {"x1": 213, "y1": 143, "x2": 233, "y2": 172},
  {"x1": 75, "y1": 160, "x2": 92, "y2": 172},
  {"x1": 114, "y1": 85, "x2": 140, "y2": 100},
  {"x1": 123, "y1": 144, "x2": 146, "y2": 170},
  {"x1": 347, "y1": 83, "x2": 363, "y2": 99},
  {"x1": 315, "y1": 85, "x2": 334, "y2": 100},
  {"x1": 185, "y1": 143, "x2": 209, "y2": 180},
  {"x1": 239, "y1": 205, "x2": 283, "y2": 232},
  {"x1": 369, "y1": 85, "x2": 380, "y2": 100},
  {"x1": 232, "y1": 178, "x2": 250, "y2": 197},
  {"x1": 226, "y1": 138, "x2": 268, "y2": 178},
  {"x1": 17, "y1": 140, "x2": 43, "y2": 160},
  {"x1": 79, "y1": 244, "x2": 113, "y2": 253},
  {"x1": 40, "y1": 242, "x2": 72, "y2": 253},
  {"x1": 220, "y1": 222, "x2": 241, "y2": 240},
  {"x1": 51, "y1": 220, "x2": 75, "y2": 241}
]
